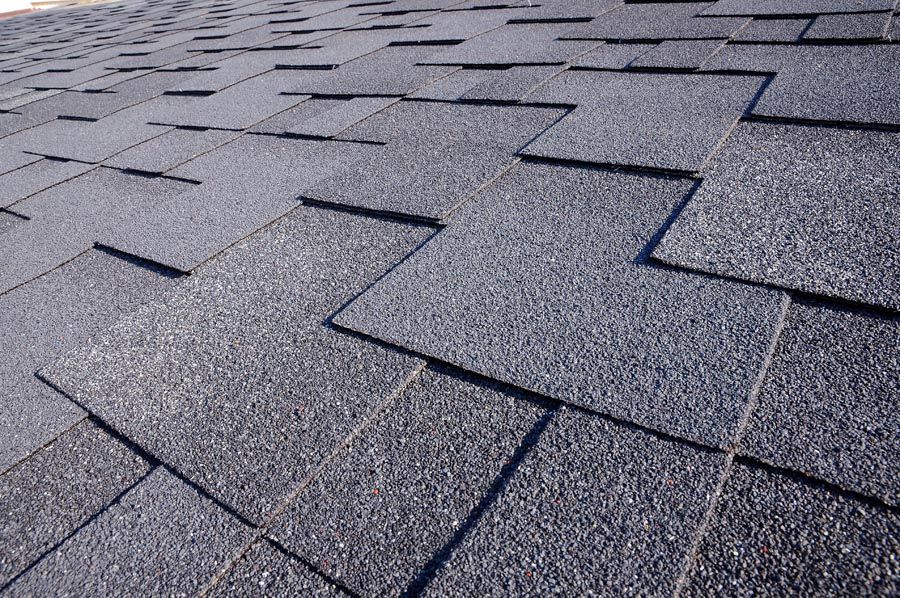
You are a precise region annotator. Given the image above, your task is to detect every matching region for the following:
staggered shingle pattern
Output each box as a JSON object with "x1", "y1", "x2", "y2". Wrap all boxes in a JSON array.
[{"x1": 1, "y1": 0, "x2": 897, "y2": 595}]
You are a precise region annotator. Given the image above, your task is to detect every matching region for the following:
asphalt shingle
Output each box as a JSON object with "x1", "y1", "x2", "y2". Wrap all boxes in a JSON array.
[
  {"x1": 701, "y1": 44, "x2": 900, "y2": 125},
  {"x1": 0, "y1": 168, "x2": 194, "y2": 293},
  {"x1": 741, "y1": 301, "x2": 899, "y2": 506},
  {"x1": 102, "y1": 127, "x2": 240, "y2": 174},
  {"x1": 424, "y1": 23, "x2": 599, "y2": 65},
  {"x1": 522, "y1": 70, "x2": 764, "y2": 172},
  {"x1": 0, "y1": 158, "x2": 94, "y2": 209},
  {"x1": 42, "y1": 207, "x2": 428, "y2": 523},
  {"x1": 683, "y1": 464, "x2": 899, "y2": 596},
  {"x1": 701, "y1": 0, "x2": 895, "y2": 16},
  {"x1": 0, "y1": 420, "x2": 150, "y2": 586},
  {"x1": 0, "y1": 248, "x2": 176, "y2": 469},
  {"x1": 209, "y1": 541, "x2": 344, "y2": 597},
  {"x1": 803, "y1": 12, "x2": 892, "y2": 40},
  {"x1": 269, "y1": 366, "x2": 550, "y2": 595},
  {"x1": 4, "y1": 468, "x2": 254, "y2": 596},
  {"x1": 100, "y1": 133, "x2": 375, "y2": 271},
  {"x1": 564, "y1": 2, "x2": 749, "y2": 40},
  {"x1": 308, "y1": 101, "x2": 565, "y2": 220},
  {"x1": 654, "y1": 121, "x2": 900, "y2": 310},
  {"x1": 630, "y1": 40, "x2": 726, "y2": 70},
  {"x1": 731, "y1": 17, "x2": 811, "y2": 41},
  {"x1": 426, "y1": 407, "x2": 726, "y2": 595},
  {"x1": 334, "y1": 162, "x2": 785, "y2": 447}
]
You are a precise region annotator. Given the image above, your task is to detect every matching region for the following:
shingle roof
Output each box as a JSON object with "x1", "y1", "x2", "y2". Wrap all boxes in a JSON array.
[{"x1": 0, "y1": 0, "x2": 897, "y2": 595}]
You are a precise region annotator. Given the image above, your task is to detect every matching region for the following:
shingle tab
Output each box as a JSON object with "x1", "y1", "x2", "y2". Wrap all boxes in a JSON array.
[
  {"x1": 630, "y1": 40, "x2": 726, "y2": 70},
  {"x1": 731, "y1": 17, "x2": 811, "y2": 41},
  {"x1": 0, "y1": 248, "x2": 175, "y2": 468},
  {"x1": 523, "y1": 70, "x2": 763, "y2": 172},
  {"x1": 701, "y1": 0, "x2": 894, "y2": 16},
  {"x1": 424, "y1": 23, "x2": 599, "y2": 65},
  {"x1": 741, "y1": 301, "x2": 899, "y2": 505},
  {"x1": 564, "y1": 3, "x2": 749, "y2": 40},
  {"x1": 0, "y1": 420, "x2": 150, "y2": 586},
  {"x1": 0, "y1": 168, "x2": 194, "y2": 293},
  {"x1": 308, "y1": 101, "x2": 565, "y2": 219},
  {"x1": 100, "y1": 134, "x2": 375, "y2": 271},
  {"x1": 426, "y1": 407, "x2": 726, "y2": 595},
  {"x1": 269, "y1": 366, "x2": 549, "y2": 595},
  {"x1": 334, "y1": 162, "x2": 784, "y2": 446},
  {"x1": 4, "y1": 468, "x2": 254, "y2": 596},
  {"x1": 702, "y1": 44, "x2": 900, "y2": 125},
  {"x1": 684, "y1": 464, "x2": 899, "y2": 596},
  {"x1": 0, "y1": 158, "x2": 94, "y2": 209},
  {"x1": 654, "y1": 121, "x2": 900, "y2": 310},
  {"x1": 42, "y1": 207, "x2": 428, "y2": 523},
  {"x1": 102, "y1": 127, "x2": 240, "y2": 173},
  {"x1": 803, "y1": 12, "x2": 891, "y2": 40},
  {"x1": 209, "y1": 541, "x2": 344, "y2": 597}
]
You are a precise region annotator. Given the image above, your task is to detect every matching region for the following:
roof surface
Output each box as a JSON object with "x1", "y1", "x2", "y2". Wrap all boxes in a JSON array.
[{"x1": 0, "y1": 0, "x2": 898, "y2": 595}]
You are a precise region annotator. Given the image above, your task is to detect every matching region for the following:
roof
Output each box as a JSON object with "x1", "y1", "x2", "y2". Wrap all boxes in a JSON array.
[{"x1": 0, "y1": 0, "x2": 898, "y2": 595}]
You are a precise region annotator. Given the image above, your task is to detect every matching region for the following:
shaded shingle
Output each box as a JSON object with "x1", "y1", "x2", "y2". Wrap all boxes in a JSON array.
[
  {"x1": 309, "y1": 101, "x2": 565, "y2": 220},
  {"x1": 523, "y1": 70, "x2": 763, "y2": 172},
  {"x1": 741, "y1": 301, "x2": 899, "y2": 506},
  {"x1": 269, "y1": 366, "x2": 550, "y2": 595},
  {"x1": 42, "y1": 207, "x2": 428, "y2": 523},
  {"x1": 426, "y1": 407, "x2": 726, "y2": 595},
  {"x1": 0, "y1": 420, "x2": 150, "y2": 586},
  {"x1": 4, "y1": 468, "x2": 254, "y2": 596},
  {"x1": 683, "y1": 464, "x2": 899, "y2": 596},
  {"x1": 654, "y1": 121, "x2": 900, "y2": 310},
  {"x1": 334, "y1": 162, "x2": 785, "y2": 447}
]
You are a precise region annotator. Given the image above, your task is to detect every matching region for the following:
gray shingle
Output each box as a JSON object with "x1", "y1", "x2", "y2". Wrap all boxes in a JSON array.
[
  {"x1": 741, "y1": 301, "x2": 899, "y2": 505},
  {"x1": 424, "y1": 23, "x2": 599, "y2": 65},
  {"x1": 683, "y1": 464, "x2": 899, "y2": 596},
  {"x1": 0, "y1": 420, "x2": 150, "y2": 586},
  {"x1": 269, "y1": 366, "x2": 549, "y2": 595},
  {"x1": 523, "y1": 70, "x2": 763, "y2": 172},
  {"x1": 731, "y1": 17, "x2": 811, "y2": 41},
  {"x1": 459, "y1": 65, "x2": 566, "y2": 103},
  {"x1": 0, "y1": 168, "x2": 194, "y2": 293},
  {"x1": 654, "y1": 121, "x2": 900, "y2": 310},
  {"x1": 143, "y1": 71, "x2": 306, "y2": 130},
  {"x1": 4, "y1": 468, "x2": 254, "y2": 596},
  {"x1": 701, "y1": 0, "x2": 894, "y2": 16},
  {"x1": 286, "y1": 45, "x2": 456, "y2": 96},
  {"x1": 209, "y1": 541, "x2": 344, "y2": 597},
  {"x1": 248, "y1": 97, "x2": 347, "y2": 134},
  {"x1": 309, "y1": 101, "x2": 565, "y2": 220},
  {"x1": 630, "y1": 40, "x2": 726, "y2": 70},
  {"x1": 803, "y1": 11, "x2": 891, "y2": 40},
  {"x1": 426, "y1": 407, "x2": 726, "y2": 595},
  {"x1": 334, "y1": 162, "x2": 785, "y2": 447},
  {"x1": 11, "y1": 108, "x2": 172, "y2": 163},
  {"x1": 41, "y1": 207, "x2": 428, "y2": 523},
  {"x1": 100, "y1": 134, "x2": 375, "y2": 271},
  {"x1": 0, "y1": 248, "x2": 176, "y2": 468},
  {"x1": 573, "y1": 42, "x2": 654, "y2": 69},
  {"x1": 702, "y1": 44, "x2": 900, "y2": 125},
  {"x1": 407, "y1": 69, "x2": 496, "y2": 101},
  {"x1": 102, "y1": 127, "x2": 240, "y2": 173},
  {"x1": 283, "y1": 96, "x2": 399, "y2": 137},
  {"x1": 0, "y1": 158, "x2": 94, "y2": 209},
  {"x1": 564, "y1": 3, "x2": 749, "y2": 40}
]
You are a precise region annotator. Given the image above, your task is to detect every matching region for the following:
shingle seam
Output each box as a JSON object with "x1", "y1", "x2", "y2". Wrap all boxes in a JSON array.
[
  {"x1": 0, "y1": 466, "x2": 156, "y2": 594},
  {"x1": 403, "y1": 406, "x2": 561, "y2": 597},
  {"x1": 0, "y1": 413, "x2": 88, "y2": 478},
  {"x1": 672, "y1": 293, "x2": 792, "y2": 597}
]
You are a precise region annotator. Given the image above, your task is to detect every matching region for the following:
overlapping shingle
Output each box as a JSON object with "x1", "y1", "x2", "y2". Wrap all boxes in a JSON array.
[
  {"x1": 3, "y1": 468, "x2": 254, "y2": 596},
  {"x1": 426, "y1": 407, "x2": 726, "y2": 594},
  {"x1": 269, "y1": 366, "x2": 550, "y2": 595},
  {"x1": 42, "y1": 207, "x2": 428, "y2": 523},
  {"x1": 522, "y1": 70, "x2": 763, "y2": 172},
  {"x1": 654, "y1": 121, "x2": 900, "y2": 310},
  {"x1": 334, "y1": 162, "x2": 785, "y2": 446}
]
